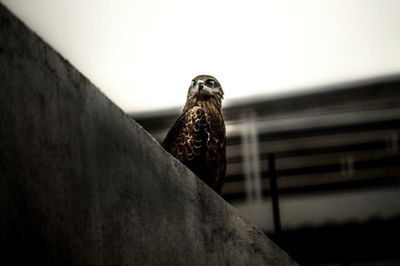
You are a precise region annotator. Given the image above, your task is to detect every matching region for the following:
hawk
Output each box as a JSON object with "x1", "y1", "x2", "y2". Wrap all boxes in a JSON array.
[{"x1": 163, "y1": 75, "x2": 226, "y2": 195}]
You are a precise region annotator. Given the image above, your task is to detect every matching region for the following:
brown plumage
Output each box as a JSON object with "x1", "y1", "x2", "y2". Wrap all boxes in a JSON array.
[{"x1": 163, "y1": 75, "x2": 226, "y2": 194}]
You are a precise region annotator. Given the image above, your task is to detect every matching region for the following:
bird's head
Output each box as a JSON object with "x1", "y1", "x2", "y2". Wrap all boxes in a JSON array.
[{"x1": 186, "y1": 75, "x2": 224, "y2": 108}]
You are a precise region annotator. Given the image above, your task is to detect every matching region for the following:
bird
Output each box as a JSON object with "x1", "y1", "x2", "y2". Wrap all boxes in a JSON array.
[{"x1": 163, "y1": 75, "x2": 226, "y2": 195}]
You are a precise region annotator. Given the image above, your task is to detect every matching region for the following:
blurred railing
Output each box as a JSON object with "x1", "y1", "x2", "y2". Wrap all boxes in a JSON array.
[{"x1": 223, "y1": 108, "x2": 400, "y2": 201}]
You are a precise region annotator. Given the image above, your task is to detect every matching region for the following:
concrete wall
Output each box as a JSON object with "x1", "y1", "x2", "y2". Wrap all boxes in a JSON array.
[{"x1": 0, "y1": 4, "x2": 297, "y2": 266}]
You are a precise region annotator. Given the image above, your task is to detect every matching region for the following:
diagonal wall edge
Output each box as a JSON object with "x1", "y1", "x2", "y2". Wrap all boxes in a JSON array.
[{"x1": 0, "y1": 4, "x2": 298, "y2": 265}]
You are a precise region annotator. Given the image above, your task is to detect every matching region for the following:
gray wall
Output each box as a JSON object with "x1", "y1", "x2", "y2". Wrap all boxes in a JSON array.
[{"x1": 0, "y1": 4, "x2": 297, "y2": 266}]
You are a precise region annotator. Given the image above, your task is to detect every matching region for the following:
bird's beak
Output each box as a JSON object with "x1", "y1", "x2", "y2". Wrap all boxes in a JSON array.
[
  {"x1": 197, "y1": 82, "x2": 212, "y2": 95},
  {"x1": 198, "y1": 82, "x2": 204, "y2": 91}
]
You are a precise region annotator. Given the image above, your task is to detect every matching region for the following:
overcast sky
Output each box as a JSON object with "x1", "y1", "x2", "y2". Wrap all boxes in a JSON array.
[{"x1": 2, "y1": 0, "x2": 400, "y2": 113}]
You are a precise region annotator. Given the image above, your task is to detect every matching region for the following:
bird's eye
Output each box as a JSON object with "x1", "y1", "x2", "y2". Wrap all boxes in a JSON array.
[
  {"x1": 191, "y1": 80, "x2": 196, "y2": 87},
  {"x1": 205, "y1": 79, "x2": 216, "y2": 88}
]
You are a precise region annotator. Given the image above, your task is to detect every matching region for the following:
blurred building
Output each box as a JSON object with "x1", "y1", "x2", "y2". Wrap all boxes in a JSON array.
[{"x1": 132, "y1": 76, "x2": 400, "y2": 266}]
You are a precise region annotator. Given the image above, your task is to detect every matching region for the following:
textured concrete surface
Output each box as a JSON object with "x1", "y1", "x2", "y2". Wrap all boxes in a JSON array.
[{"x1": 0, "y1": 4, "x2": 298, "y2": 266}]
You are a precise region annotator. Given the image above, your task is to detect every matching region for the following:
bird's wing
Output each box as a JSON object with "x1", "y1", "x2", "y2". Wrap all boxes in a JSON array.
[
  {"x1": 163, "y1": 107, "x2": 210, "y2": 164},
  {"x1": 162, "y1": 113, "x2": 187, "y2": 161}
]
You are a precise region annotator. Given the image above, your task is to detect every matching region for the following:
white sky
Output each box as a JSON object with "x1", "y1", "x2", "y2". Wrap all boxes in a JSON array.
[{"x1": 2, "y1": 0, "x2": 400, "y2": 113}]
